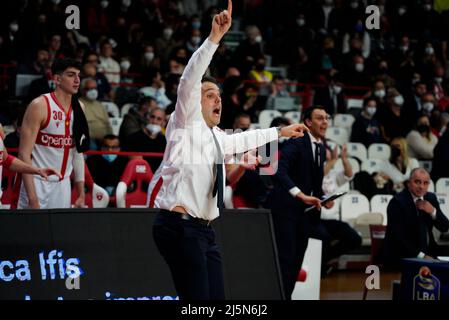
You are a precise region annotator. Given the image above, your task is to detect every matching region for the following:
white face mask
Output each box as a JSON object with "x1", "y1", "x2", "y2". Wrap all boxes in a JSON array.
[
  {"x1": 350, "y1": 1, "x2": 359, "y2": 9},
  {"x1": 10, "y1": 23, "x2": 19, "y2": 33},
  {"x1": 51, "y1": 0, "x2": 61, "y2": 4},
  {"x1": 163, "y1": 28, "x2": 173, "y2": 39},
  {"x1": 297, "y1": 18, "x2": 305, "y2": 27},
  {"x1": 122, "y1": 0, "x2": 131, "y2": 8},
  {"x1": 255, "y1": 35, "x2": 262, "y2": 43},
  {"x1": 191, "y1": 36, "x2": 201, "y2": 45},
  {"x1": 374, "y1": 89, "x2": 386, "y2": 98},
  {"x1": 86, "y1": 89, "x2": 98, "y2": 101},
  {"x1": 435, "y1": 77, "x2": 443, "y2": 83},
  {"x1": 424, "y1": 4, "x2": 432, "y2": 11},
  {"x1": 400, "y1": 45, "x2": 409, "y2": 52},
  {"x1": 333, "y1": 85, "x2": 342, "y2": 94},
  {"x1": 146, "y1": 123, "x2": 161, "y2": 135},
  {"x1": 144, "y1": 52, "x2": 154, "y2": 61},
  {"x1": 398, "y1": 7, "x2": 406, "y2": 16},
  {"x1": 423, "y1": 102, "x2": 434, "y2": 112},
  {"x1": 101, "y1": 0, "x2": 109, "y2": 9},
  {"x1": 366, "y1": 106, "x2": 376, "y2": 116},
  {"x1": 425, "y1": 47, "x2": 434, "y2": 55},
  {"x1": 355, "y1": 63, "x2": 364, "y2": 72},
  {"x1": 393, "y1": 95, "x2": 404, "y2": 106},
  {"x1": 120, "y1": 60, "x2": 131, "y2": 71}
]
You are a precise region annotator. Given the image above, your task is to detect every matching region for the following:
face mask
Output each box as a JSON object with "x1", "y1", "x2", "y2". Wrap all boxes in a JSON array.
[
  {"x1": 120, "y1": 60, "x2": 131, "y2": 71},
  {"x1": 101, "y1": 0, "x2": 109, "y2": 8},
  {"x1": 122, "y1": 0, "x2": 131, "y2": 8},
  {"x1": 297, "y1": 18, "x2": 305, "y2": 27},
  {"x1": 425, "y1": 47, "x2": 434, "y2": 55},
  {"x1": 255, "y1": 35, "x2": 262, "y2": 43},
  {"x1": 424, "y1": 4, "x2": 432, "y2": 11},
  {"x1": 333, "y1": 85, "x2": 342, "y2": 94},
  {"x1": 10, "y1": 23, "x2": 19, "y2": 33},
  {"x1": 163, "y1": 28, "x2": 173, "y2": 39},
  {"x1": 366, "y1": 107, "x2": 376, "y2": 116},
  {"x1": 417, "y1": 124, "x2": 430, "y2": 133},
  {"x1": 393, "y1": 95, "x2": 404, "y2": 106},
  {"x1": 398, "y1": 7, "x2": 406, "y2": 16},
  {"x1": 391, "y1": 145, "x2": 401, "y2": 158},
  {"x1": 355, "y1": 23, "x2": 363, "y2": 33},
  {"x1": 192, "y1": 21, "x2": 201, "y2": 30},
  {"x1": 144, "y1": 52, "x2": 154, "y2": 61},
  {"x1": 146, "y1": 123, "x2": 161, "y2": 135},
  {"x1": 435, "y1": 77, "x2": 443, "y2": 84},
  {"x1": 86, "y1": 89, "x2": 98, "y2": 101},
  {"x1": 102, "y1": 154, "x2": 117, "y2": 163},
  {"x1": 400, "y1": 45, "x2": 408, "y2": 52},
  {"x1": 374, "y1": 89, "x2": 386, "y2": 98},
  {"x1": 350, "y1": 1, "x2": 359, "y2": 9},
  {"x1": 255, "y1": 63, "x2": 265, "y2": 71},
  {"x1": 423, "y1": 102, "x2": 434, "y2": 112},
  {"x1": 52, "y1": 0, "x2": 61, "y2": 4},
  {"x1": 355, "y1": 63, "x2": 364, "y2": 72},
  {"x1": 191, "y1": 36, "x2": 201, "y2": 45}
]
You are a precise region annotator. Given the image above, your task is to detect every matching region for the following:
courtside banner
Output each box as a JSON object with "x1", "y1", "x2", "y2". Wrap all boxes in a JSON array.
[{"x1": 0, "y1": 209, "x2": 283, "y2": 300}]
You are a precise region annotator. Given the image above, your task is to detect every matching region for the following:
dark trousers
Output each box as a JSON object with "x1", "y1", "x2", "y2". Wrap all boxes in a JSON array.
[
  {"x1": 152, "y1": 211, "x2": 225, "y2": 300},
  {"x1": 309, "y1": 219, "x2": 362, "y2": 267},
  {"x1": 272, "y1": 213, "x2": 309, "y2": 300}
]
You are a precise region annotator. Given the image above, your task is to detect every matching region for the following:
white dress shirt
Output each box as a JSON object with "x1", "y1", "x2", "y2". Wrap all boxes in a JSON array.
[
  {"x1": 146, "y1": 39, "x2": 278, "y2": 220},
  {"x1": 413, "y1": 194, "x2": 437, "y2": 258}
]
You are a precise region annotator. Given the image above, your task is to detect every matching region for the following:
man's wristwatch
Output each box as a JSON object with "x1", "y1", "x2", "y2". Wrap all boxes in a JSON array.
[{"x1": 276, "y1": 126, "x2": 282, "y2": 138}]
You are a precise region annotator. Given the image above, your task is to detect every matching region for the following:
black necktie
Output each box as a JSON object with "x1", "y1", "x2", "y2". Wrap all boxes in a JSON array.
[
  {"x1": 211, "y1": 129, "x2": 224, "y2": 209},
  {"x1": 416, "y1": 199, "x2": 429, "y2": 251},
  {"x1": 314, "y1": 142, "x2": 321, "y2": 168},
  {"x1": 312, "y1": 142, "x2": 322, "y2": 197}
]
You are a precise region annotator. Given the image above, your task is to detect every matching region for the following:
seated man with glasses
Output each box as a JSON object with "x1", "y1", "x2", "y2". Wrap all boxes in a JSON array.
[
  {"x1": 122, "y1": 107, "x2": 167, "y2": 172},
  {"x1": 86, "y1": 134, "x2": 129, "y2": 197}
]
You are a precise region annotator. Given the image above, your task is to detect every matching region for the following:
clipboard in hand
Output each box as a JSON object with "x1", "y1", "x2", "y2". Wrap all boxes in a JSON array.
[{"x1": 304, "y1": 192, "x2": 347, "y2": 213}]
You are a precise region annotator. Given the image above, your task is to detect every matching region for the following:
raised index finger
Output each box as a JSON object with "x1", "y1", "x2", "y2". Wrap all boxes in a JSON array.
[{"x1": 228, "y1": 0, "x2": 232, "y2": 17}]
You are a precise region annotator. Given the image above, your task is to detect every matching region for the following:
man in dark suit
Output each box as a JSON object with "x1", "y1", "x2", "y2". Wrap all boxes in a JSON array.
[
  {"x1": 270, "y1": 105, "x2": 333, "y2": 299},
  {"x1": 384, "y1": 168, "x2": 449, "y2": 269},
  {"x1": 313, "y1": 76, "x2": 346, "y2": 116}
]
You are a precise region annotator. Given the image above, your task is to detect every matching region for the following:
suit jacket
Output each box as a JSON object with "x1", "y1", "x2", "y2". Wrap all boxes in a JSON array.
[
  {"x1": 269, "y1": 133, "x2": 326, "y2": 222},
  {"x1": 384, "y1": 189, "x2": 449, "y2": 267},
  {"x1": 313, "y1": 86, "x2": 346, "y2": 116}
]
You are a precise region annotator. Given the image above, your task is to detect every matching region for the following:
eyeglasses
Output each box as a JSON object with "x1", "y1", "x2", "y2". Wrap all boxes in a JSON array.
[{"x1": 314, "y1": 115, "x2": 331, "y2": 121}]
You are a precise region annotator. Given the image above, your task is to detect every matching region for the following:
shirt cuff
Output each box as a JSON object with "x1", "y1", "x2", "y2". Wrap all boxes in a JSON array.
[
  {"x1": 417, "y1": 252, "x2": 426, "y2": 259},
  {"x1": 431, "y1": 208, "x2": 437, "y2": 219},
  {"x1": 289, "y1": 187, "x2": 301, "y2": 198},
  {"x1": 205, "y1": 38, "x2": 220, "y2": 50}
]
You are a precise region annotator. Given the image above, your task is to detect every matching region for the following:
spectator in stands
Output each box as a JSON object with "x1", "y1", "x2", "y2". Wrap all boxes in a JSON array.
[
  {"x1": 314, "y1": 143, "x2": 361, "y2": 275},
  {"x1": 430, "y1": 65, "x2": 446, "y2": 104},
  {"x1": 431, "y1": 121, "x2": 449, "y2": 181},
  {"x1": 26, "y1": 61, "x2": 55, "y2": 103},
  {"x1": 233, "y1": 25, "x2": 264, "y2": 75},
  {"x1": 155, "y1": 25, "x2": 178, "y2": 63},
  {"x1": 119, "y1": 96, "x2": 157, "y2": 143},
  {"x1": 378, "y1": 88, "x2": 410, "y2": 143},
  {"x1": 266, "y1": 75, "x2": 290, "y2": 109},
  {"x1": 3, "y1": 108, "x2": 25, "y2": 148},
  {"x1": 248, "y1": 55, "x2": 272, "y2": 84},
  {"x1": 186, "y1": 29, "x2": 202, "y2": 55},
  {"x1": 309, "y1": 0, "x2": 341, "y2": 37},
  {"x1": 122, "y1": 107, "x2": 166, "y2": 172},
  {"x1": 351, "y1": 97, "x2": 382, "y2": 147},
  {"x1": 47, "y1": 34, "x2": 64, "y2": 62},
  {"x1": 79, "y1": 78, "x2": 112, "y2": 149},
  {"x1": 17, "y1": 48, "x2": 49, "y2": 75},
  {"x1": 420, "y1": 92, "x2": 436, "y2": 118},
  {"x1": 366, "y1": 80, "x2": 387, "y2": 106},
  {"x1": 340, "y1": 54, "x2": 371, "y2": 89},
  {"x1": 138, "y1": 69, "x2": 172, "y2": 109},
  {"x1": 98, "y1": 40, "x2": 121, "y2": 85},
  {"x1": 384, "y1": 168, "x2": 449, "y2": 269},
  {"x1": 378, "y1": 137, "x2": 420, "y2": 194},
  {"x1": 406, "y1": 115, "x2": 438, "y2": 160},
  {"x1": 86, "y1": 134, "x2": 129, "y2": 197},
  {"x1": 313, "y1": 74, "x2": 346, "y2": 116},
  {"x1": 82, "y1": 52, "x2": 112, "y2": 100},
  {"x1": 404, "y1": 81, "x2": 428, "y2": 127}
]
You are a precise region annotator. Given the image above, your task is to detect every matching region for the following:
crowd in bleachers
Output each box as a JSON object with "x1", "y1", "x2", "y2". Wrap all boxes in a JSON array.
[{"x1": 0, "y1": 0, "x2": 449, "y2": 223}]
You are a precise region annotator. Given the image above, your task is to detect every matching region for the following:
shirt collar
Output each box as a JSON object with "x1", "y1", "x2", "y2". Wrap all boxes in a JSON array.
[{"x1": 308, "y1": 131, "x2": 322, "y2": 144}]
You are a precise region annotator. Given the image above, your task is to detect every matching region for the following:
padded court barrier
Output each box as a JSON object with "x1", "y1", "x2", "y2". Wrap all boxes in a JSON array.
[{"x1": 0, "y1": 208, "x2": 284, "y2": 300}]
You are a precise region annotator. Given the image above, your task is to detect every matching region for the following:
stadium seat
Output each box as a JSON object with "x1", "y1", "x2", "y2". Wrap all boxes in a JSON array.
[
  {"x1": 361, "y1": 158, "x2": 384, "y2": 175},
  {"x1": 273, "y1": 97, "x2": 297, "y2": 111},
  {"x1": 71, "y1": 164, "x2": 109, "y2": 208},
  {"x1": 249, "y1": 123, "x2": 261, "y2": 130},
  {"x1": 429, "y1": 179, "x2": 435, "y2": 193},
  {"x1": 370, "y1": 194, "x2": 393, "y2": 225},
  {"x1": 120, "y1": 103, "x2": 137, "y2": 117},
  {"x1": 346, "y1": 98, "x2": 363, "y2": 110},
  {"x1": 419, "y1": 160, "x2": 432, "y2": 174},
  {"x1": 436, "y1": 193, "x2": 449, "y2": 218},
  {"x1": 333, "y1": 157, "x2": 360, "y2": 175},
  {"x1": 284, "y1": 111, "x2": 301, "y2": 123},
  {"x1": 333, "y1": 114, "x2": 355, "y2": 136},
  {"x1": 224, "y1": 185, "x2": 234, "y2": 209},
  {"x1": 116, "y1": 159, "x2": 153, "y2": 208},
  {"x1": 101, "y1": 101, "x2": 120, "y2": 118},
  {"x1": 325, "y1": 126, "x2": 349, "y2": 146},
  {"x1": 436, "y1": 178, "x2": 449, "y2": 196},
  {"x1": 1, "y1": 168, "x2": 20, "y2": 209},
  {"x1": 367, "y1": 143, "x2": 391, "y2": 161},
  {"x1": 321, "y1": 197, "x2": 342, "y2": 221},
  {"x1": 346, "y1": 142, "x2": 367, "y2": 162},
  {"x1": 109, "y1": 117, "x2": 123, "y2": 136},
  {"x1": 258, "y1": 110, "x2": 282, "y2": 129},
  {"x1": 341, "y1": 193, "x2": 370, "y2": 225}
]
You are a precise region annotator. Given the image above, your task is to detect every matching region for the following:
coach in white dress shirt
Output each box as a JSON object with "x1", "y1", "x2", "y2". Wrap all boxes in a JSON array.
[{"x1": 148, "y1": 0, "x2": 308, "y2": 300}]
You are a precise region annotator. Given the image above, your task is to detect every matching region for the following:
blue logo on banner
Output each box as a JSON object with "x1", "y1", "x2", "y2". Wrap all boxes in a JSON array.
[{"x1": 413, "y1": 266, "x2": 440, "y2": 300}]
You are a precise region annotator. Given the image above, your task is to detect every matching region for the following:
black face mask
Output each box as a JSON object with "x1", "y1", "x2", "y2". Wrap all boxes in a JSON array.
[
  {"x1": 391, "y1": 145, "x2": 401, "y2": 159},
  {"x1": 417, "y1": 124, "x2": 430, "y2": 133},
  {"x1": 255, "y1": 63, "x2": 265, "y2": 71}
]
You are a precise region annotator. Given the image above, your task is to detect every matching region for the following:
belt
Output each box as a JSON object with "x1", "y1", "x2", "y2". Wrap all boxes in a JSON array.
[{"x1": 160, "y1": 209, "x2": 212, "y2": 226}]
